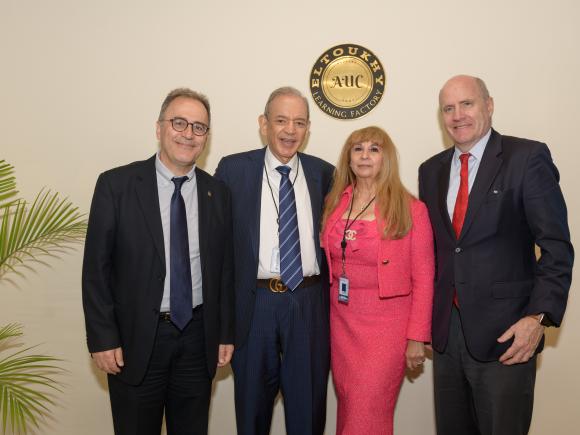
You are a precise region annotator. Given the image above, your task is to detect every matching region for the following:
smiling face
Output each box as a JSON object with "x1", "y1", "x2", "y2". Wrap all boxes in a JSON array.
[
  {"x1": 439, "y1": 75, "x2": 494, "y2": 152},
  {"x1": 259, "y1": 94, "x2": 310, "y2": 164},
  {"x1": 349, "y1": 140, "x2": 384, "y2": 182},
  {"x1": 156, "y1": 96, "x2": 209, "y2": 175}
]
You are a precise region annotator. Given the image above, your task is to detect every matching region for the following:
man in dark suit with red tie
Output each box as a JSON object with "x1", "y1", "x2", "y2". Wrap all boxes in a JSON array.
[
  {"x1": 82, "y1": 88, "x2": 234, "y2": 435},
  {"x1": 419, "y1": 75, "x2": 573, "y2": 435}
]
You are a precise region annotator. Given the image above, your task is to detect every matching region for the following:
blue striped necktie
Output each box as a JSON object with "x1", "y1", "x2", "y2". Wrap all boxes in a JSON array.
[
  {"x1": 276, "y1": 165, "x2": 303, "y2": 291},
  {"x1": 170, "y1": 176, "x2": 193, "y2": 330}
]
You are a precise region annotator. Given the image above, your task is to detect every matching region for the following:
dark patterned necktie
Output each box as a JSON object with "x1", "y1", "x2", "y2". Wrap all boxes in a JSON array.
[
  {"x1": 276, "y1": 165, "x2": 303, "y2": 291},
  {"x1": 170, "y1": 176, "x2": 192, "y2": 330}
]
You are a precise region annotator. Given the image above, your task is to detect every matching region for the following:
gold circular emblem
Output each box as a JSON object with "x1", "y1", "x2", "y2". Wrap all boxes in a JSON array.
[{"x1": 310, "y1": 44, "x2": 386, "y2": 119}]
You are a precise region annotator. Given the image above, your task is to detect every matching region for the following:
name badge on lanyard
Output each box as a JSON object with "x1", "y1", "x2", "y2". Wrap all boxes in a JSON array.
[
  {"x1": 270, "y1": 247, "x2": 280, "y2": 274},
  {"x1": 338, "y1": 188, "x2": 376, "y2": 305},
  {"x1": 338, "y1": 275, "x2": 349, "y2": 303}
]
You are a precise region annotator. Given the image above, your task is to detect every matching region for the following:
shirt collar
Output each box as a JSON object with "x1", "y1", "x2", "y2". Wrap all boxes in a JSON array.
[
  {"x1": 264, "y1": 146, "x2": 299, "y2": 174},
  {"x1": 453, "y1": 128, "x2": 491, "y2": 164},
  {"x1": 155, "y1": 152, "x2": 196, "y2": 184}
]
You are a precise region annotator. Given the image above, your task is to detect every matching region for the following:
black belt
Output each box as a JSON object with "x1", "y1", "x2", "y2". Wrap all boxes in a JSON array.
[
  {"x1": 256, "y1": 275, "x2": 321, "y2": 293},
  {"x1": 159, "y1": 304, "x2": 203, "y2": 322}
]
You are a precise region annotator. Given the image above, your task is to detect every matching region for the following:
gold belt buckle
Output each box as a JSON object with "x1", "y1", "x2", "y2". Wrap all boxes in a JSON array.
[{"x1": 269, "y1": 278, "x2": 288, "y2": 293}]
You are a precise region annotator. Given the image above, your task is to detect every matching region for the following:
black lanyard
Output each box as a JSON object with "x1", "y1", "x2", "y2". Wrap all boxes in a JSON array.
[
  {"x1": 341, "y1": 190, "x2": 376, "y2": 275},
  {"x1": 264, "y1": 157, "x2": 300, "y2": 227}
]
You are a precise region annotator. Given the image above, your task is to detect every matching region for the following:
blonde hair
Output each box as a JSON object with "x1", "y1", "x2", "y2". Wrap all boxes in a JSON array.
[{"x1": 322, "y1": 126, "x2": 413, "y2": 239}]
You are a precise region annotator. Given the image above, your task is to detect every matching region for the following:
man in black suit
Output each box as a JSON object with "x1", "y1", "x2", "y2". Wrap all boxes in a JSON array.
[
  {"x1": 419, "y1": 75, "x2": 573, "y2": 435},
  {"x1": 82, "y1": 88, "x2": 234, "y2": 435},
  {"x1": 215, "y1": 87, "x2": 334, "y2": 435}
]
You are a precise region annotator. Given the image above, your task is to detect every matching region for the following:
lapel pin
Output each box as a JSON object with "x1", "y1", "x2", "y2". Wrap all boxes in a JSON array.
[
  {"x1": 493, "y1": 189, "x2": 499, "y2": 194},
  {"x1": 208, "y1": 191, "x2": 212, "y2": 197}
]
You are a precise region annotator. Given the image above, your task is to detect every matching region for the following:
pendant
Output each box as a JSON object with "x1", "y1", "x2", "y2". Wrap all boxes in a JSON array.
[{"x1": 345, "y1": 229, "x2": 357, "y2": 241}]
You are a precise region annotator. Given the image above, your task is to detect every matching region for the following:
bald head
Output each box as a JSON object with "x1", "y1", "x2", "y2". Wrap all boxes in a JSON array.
[
  {"x1": 439, "y1": 75, "x2": 490, "y2": 106},
  {"x1": 439, "y1": 75, "x2": 494, "y2": 152}
]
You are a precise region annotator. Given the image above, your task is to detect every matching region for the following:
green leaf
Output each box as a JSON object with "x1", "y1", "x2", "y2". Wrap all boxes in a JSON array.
[
  {"x1": 0, "y1": 189, "x2": 87, "y2": 280},
  {"x1": 0, "y1": 324, "x2": 65, "y2": 434},
  {"x1": 0, "y1": 161, "x2": 18, "y2": 210},
  {"x1": 0, "y1": 324, "x2": 23, "y2": 343},
  {"x1": 0, "y1": 161, "x2": 84, "y2": 433}
]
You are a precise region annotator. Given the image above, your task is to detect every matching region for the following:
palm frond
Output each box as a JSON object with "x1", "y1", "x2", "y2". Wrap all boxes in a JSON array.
[
  {"x1": 0, "y1": 324, "x2": 64, "y2": 434},
  {"x1": 0, "y1": 162, "x2": 81, "y2": 433},
  {"x1": 0, "y1": 189, "x2": 87, "y2": 280},
  {"x1": 0, "y1": 161, "x2": 18, "y2": 209},
  {"x1": 0, "y1": 324, "x2": 22, "y2": 343}
]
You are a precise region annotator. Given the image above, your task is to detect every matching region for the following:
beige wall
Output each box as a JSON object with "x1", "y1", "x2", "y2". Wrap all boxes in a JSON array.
[{"x1": 1, "y1": 0, "x2": 578, "y2": 433}]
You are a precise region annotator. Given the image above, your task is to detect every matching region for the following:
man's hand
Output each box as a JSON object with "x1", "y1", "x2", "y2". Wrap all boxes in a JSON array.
[
  {"x1": 91, "y1": 347, "x2": 124, "y2": 374},
  {"x1": 217, "y1": 344, "x2": 234, "y2": 367},
  {"x1": 497, "y1": 316, "x2": 544, "y2": 365}
]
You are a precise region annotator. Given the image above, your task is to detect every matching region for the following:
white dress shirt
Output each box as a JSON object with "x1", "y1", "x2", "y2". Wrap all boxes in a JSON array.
[
  {"x1": 258, "y1": 147, "x2": 320, "y2": 279},
  {"x1": 447, "y1": 129, "x2": 492, "y2": 219},
  {"x1": 155, "y1": 154, "x2": 203, "y2": 312}
]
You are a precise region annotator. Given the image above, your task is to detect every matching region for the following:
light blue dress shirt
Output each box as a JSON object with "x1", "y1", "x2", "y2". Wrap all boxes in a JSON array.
[
  {"x1": 155, "y1": 154, "x2": 203, "y2": 312},
  {"x1": 446, "y1": 129, "x2": 492, "y2": 219}
]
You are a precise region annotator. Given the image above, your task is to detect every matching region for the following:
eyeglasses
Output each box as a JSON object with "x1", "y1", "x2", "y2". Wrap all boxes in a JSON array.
[{"x1": 161, "y1": 117, "x2": 209, "y2": 136}]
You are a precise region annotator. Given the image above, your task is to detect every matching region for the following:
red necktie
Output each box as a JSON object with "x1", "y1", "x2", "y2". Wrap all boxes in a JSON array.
[
  {"x1": 451, "y1": 153, "x2": 470, "y2": 306},
  {"x1": 452, "y1": 153, "x2": 470, "y2": 238}
]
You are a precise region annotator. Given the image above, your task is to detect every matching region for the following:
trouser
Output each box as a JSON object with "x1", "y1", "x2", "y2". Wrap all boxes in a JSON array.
[
  {"x1": 232, "y1": 283, "x2": 330, "y2": 435},
  {"x1": 434, "y1": 306, "x2": 536, "y2": 435},
  {"x1": 108, "y1": 306, "x2": 211, "y2": 435}
]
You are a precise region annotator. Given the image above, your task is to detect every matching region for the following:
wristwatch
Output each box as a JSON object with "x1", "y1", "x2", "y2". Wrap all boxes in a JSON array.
[{"x1": 536, "y1": 313, "x2": 554, "y2": 327}]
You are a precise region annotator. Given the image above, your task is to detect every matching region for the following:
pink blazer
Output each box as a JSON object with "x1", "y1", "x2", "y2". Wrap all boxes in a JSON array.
[{"x1": 321, "y1": 185, "x2": 435, "y2": 341}]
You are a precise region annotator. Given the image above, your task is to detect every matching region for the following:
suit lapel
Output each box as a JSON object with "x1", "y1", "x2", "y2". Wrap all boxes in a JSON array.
[
  {"x1": 135, "y1": 156, "x2": 166, "y2": 271},
  {"x1": 249, "y1": 149, "x2": 266, "y2": 262},
  {"x1": 195, "y1": 168, "x2": 210, "y2": 277},
  {"x1": 300, "y1": 153, "x2": 323, "y2": 265},
  {"x1": 459, "y1": 130, "x2": 503, "y2": 240},
  {"x1": 437, "y1": 149, "x2": 455, "y2": 241}
]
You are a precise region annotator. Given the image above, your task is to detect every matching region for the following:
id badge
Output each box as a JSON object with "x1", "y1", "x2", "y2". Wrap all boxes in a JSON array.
[
  {"x1": 270, "y1": 247, "x2": 280, "y2": 274},
  {"x1": 338, "y1": 275, "x2": 349, "y2": 303}
]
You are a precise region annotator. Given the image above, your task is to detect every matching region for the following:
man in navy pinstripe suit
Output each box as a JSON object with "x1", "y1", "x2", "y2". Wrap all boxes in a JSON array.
[{"x1": 215, "y1": 87, "x2": 334, "y2": 435}]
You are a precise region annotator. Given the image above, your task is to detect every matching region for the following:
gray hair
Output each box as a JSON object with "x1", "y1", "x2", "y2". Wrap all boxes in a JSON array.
[
  {"x1": 264, "y1": 86, "x2": 310, "y2": 120},
  {"x1": 158, "y1": 88, "x2": 211, "y2": 124}
]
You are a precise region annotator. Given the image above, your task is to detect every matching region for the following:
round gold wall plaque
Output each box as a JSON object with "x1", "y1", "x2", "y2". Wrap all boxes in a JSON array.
[{"x1": 310, "y1": 44, "x2": 386, "y2": 119}]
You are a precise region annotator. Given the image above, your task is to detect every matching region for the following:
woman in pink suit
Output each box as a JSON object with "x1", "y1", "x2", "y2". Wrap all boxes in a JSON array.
[{"x1": 321, "y1": 126, "x2": 434, "y2": 435}]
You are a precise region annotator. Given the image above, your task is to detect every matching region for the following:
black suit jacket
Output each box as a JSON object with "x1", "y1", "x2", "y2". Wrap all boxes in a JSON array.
[
  {"x1": 82, "y1": 155, "x2": 234, "y2": 384},
  {"x1": 215, "y1": 148, "x2": 334, "y2": 347},
  {"x1": 419, "y1": 130, "x2": 573, "y2": 361}
]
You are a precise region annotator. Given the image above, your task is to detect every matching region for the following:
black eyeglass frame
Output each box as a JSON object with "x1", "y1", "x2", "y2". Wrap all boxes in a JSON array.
[{"x1": 161, "y1": 117, "x2": 210, "y2": 136}]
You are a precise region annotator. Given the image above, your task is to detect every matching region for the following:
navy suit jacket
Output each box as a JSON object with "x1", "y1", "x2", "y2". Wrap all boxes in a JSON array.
[
  {"x1": 419, "y1": 130, "x2": 573, "y2": 361},
  {"x1": 215, "y1": 148, "x2": 334, "y2": 347},
  {"x1": 82, "y1": 155, "x2": 234, "y2": 384}
]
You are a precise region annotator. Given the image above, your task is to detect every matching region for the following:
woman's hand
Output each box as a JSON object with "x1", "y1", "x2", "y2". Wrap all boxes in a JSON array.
[{"x1": 405, "y1": 339, "x2": 426, "y2": 370}]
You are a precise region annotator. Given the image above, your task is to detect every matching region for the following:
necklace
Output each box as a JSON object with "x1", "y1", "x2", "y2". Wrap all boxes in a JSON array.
[
  {"x1": 357, "y1": 199, "x2": 374, "y2": 211},
  {"x1": 353, "y1": 189, "x2": 376, "y2": 212},
  {"x1": 340, "y1": 189, "x2": 376, "y2": 275}
]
